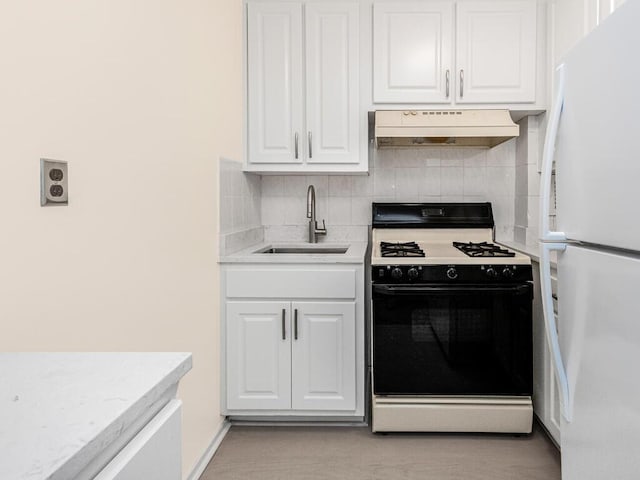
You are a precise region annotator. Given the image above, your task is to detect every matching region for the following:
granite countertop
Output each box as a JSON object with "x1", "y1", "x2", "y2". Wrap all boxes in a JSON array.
[
  {"x1": 219, "y1": 241, "x2": 369, "y2": 264},
  {"x1": 0, "y1": 352, "x2": 192, "y2": 480}
]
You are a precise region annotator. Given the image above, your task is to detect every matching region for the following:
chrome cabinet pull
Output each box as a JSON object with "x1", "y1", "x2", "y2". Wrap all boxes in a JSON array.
[
  {"x1": 281, "y1": 309, "x2": 286, "y2": 340},
  {"x1": 446, "y1": 69, "x2": 450, "y2": 98},
  {"x1": 294, "y1": 132, "x2": 299, "y2": 159},
  {"x1": 460, "y1": 69, "x2": 464, "y2": 98},
  {"x1": 294, "y1": 309, "x2": 298, "y2": 340},
  {"x1": 308, "y1": 132, "x2": 313, "y2": 159}
]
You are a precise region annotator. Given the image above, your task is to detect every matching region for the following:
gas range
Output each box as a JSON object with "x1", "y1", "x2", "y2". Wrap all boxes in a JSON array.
[
  {"x1": 370, "y1": 202, "x2": 534, "y2": 434},
  {"x1": 371, "y1": 204, "x2": 532, "y2": 284}
]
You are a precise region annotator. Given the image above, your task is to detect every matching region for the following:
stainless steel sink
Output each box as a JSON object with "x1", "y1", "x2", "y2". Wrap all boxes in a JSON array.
[{"x1": 255, "y1": 246, "x2": 349, "y2": 254}]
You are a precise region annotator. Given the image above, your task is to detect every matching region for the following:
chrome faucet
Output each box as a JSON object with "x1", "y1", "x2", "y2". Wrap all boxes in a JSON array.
[{"x1": 306, "y1": 185, "x2": 327, "y2": 243}]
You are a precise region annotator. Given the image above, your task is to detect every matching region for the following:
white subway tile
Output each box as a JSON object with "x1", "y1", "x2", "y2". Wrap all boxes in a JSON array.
[
  {"x1": 419, "y1": 194, "x2": 442, "y2": 202},
  {"x1": 261, "y1": 196, "x2": 286, "y2": 225},
  {"x1": 528, "y1": 164, "x2": 541, "y2": 194},
  {"x1": 283, "y1": 196, "x2": 306, "y2": 225},
  {"x1": 487, "y1": 139, "x2": 516, "y2": 166},
  {"x1": 486, "y1": 166, "x2": 515, "y2": 197},
  {"x1": 351, "y1": 175, "x2": 373, "y2": 196},
  {"x1": 351, "y1": 197, "x2": 372, "y2": 225},
  {"x1": 262, "y1": 176, "x2": 285, "y2": 197},
  {"x1": 283, "y1": 175, "x2": 308, "y2": 197},
  {"x1": 441, "y1": 148, "x2": 463, "y2": 167},
  {"x1": 516, "y1": 164, "x2": 528, "y2": 196},
  {"x1": 328, "y1": 176, "x2": 352, "y2": 196},
  {"x1": 416, "y1": 146, "x2": 441, "y2": 166},
  {"x1": 328, "y1": 197, "x2": 352, "y2": 225},
  {"x1": 374, "y1": 168, "x2": 396, "y2": 197},
  {"x1": 463, "y1": 166, "x2": 487, "y2": 196},
  {"x1": 307, "y1": 175, "x2": 328, "y2": 197},
  {"x1": 395, "y1": 168, "x2": 421, "y2": 197},
  {"x1": 462, "y1": 148, "x2": 487, "y2": 167},
  {"x1": 492, "y1": 196, "x2": 515, "y2": 228},
  {"x1": 264, "y1": 225, "x2": 306, "y2": 242},
  {"x1": 515, "y1": 195, "x2": 528, "y2": 227},
  {"x1": 441, "y1": 167, "x2": 464, "y2": 195},
  {"x1": 420, "y1": 167, "x2": 441, "y2": 196}
]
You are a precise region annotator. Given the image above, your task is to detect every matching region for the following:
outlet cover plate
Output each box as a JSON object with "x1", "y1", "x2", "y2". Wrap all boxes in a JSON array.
[{"x1": 40, "y1": 159, "x2": 68, "y2": 206}]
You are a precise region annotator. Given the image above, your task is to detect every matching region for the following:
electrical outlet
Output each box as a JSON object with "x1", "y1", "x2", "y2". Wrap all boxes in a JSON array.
[{"x1": 40, "y1": 159, "x2": 68, "y2": 206}]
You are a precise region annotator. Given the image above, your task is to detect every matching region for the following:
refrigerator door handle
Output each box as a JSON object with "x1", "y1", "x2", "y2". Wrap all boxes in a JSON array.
[
  {"x1": 540, "y1": 242, "x2": 572, "y2": 422},
  {"x1": 540, "y1": 64, "x2": 567, "y2": 243}
]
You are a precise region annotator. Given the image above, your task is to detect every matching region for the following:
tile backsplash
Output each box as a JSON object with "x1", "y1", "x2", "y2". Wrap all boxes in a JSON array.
[
  {"x1": 217, "y1": 116, "x2": 553, "y2": 256},
  {"x1": 219, "y1": 158, "x2": 263, "y2": 255},
  {"x1": 261, "y1": 141, "x2": 517, "y2": 243}
]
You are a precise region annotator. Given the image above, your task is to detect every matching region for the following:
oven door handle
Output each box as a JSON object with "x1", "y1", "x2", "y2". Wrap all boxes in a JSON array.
[{"x1": 373, "y1": 284, "x2": 531, "y2": 296}]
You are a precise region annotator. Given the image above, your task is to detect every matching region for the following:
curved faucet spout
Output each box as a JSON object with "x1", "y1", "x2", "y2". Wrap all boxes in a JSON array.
[
  {"x1": 306, "y1": 184, "x2": 326, "y2": 243},
  {"x1": 307, "y1": 185, "x2": 315, "y2": 219}
]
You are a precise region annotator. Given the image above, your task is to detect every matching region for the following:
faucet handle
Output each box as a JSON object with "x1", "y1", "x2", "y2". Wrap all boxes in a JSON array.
[{"x1": 316, "y1": 219, "x2": 327, "y2": 235}]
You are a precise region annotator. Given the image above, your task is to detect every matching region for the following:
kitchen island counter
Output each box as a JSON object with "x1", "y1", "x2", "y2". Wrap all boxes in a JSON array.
[{"x1": 0, "y1": 352, "x2": 191, "y2": 480}]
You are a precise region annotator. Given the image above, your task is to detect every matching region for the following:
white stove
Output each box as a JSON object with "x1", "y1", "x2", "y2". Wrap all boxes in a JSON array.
[{"x1": 370, "y1": 203, "x2": 534, "y2": 434}]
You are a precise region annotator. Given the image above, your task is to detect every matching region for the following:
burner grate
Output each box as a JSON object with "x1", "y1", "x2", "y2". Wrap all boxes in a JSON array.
[
  {"x1": 452, "y1": 241, "x2": 515, "y2": 258},
  {"x1": 380, "y1": 241, "x2": 425, "y2": 257}
]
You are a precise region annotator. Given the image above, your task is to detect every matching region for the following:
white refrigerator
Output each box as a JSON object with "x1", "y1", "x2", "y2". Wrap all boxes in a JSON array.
[{"x1": 540, "y1": 1, "x2": 640, "y2": 479}]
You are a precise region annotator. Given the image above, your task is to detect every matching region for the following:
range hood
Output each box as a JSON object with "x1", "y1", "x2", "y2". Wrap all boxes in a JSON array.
[{"x1": 375, "y1": 109, "x2": 519, "y2": 148}]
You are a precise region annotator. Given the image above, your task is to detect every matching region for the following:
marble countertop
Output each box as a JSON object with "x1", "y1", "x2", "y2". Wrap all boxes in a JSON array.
[
  {"x1": 219, "y1": 241, "x2": 368, "y2": 264},
  {"x1": 0, "y1": 352, "x2": 192, "y2": 480}
]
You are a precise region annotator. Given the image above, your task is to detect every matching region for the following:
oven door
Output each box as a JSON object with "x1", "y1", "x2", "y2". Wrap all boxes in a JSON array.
[{"x1": 372, "y1": 283, "x2": 533, "y2": 396}]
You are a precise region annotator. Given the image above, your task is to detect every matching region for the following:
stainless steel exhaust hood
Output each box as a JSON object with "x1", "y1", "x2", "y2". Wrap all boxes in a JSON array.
[{"x1": 375, "y1": 109, "x2": 519, "y2": 148}]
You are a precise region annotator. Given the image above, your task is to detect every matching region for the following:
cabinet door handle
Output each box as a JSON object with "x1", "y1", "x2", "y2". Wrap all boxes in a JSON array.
[
  {"x1": 281, "y1": 309, "x2": 286, "y2": 340},
  {"x1": 294, "y1": 132, "x2": 299, "y2": 159},
  {"x1": 445, "y1": 69, "x2": 450, "y2": 98},
  {"x1": 459, "y1": 69, "x2": 464, "y2": 98},
  {"x1": 308, "y1": 132, "x2": 313, "y2": 159},
  {"x1": 294, "y1": 309, "x2": 298, "y2": 340}
]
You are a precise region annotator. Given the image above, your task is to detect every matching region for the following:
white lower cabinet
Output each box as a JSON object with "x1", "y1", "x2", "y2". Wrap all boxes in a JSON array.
[
  {"x1": 227, "y1": 300, "x2": 356, "y2": 412},
  {"x1": 223, "y1": 264, "x2": 364, "y2": 417},
  {"x1": 94, "y1": 400, "x2": 182, "y2": 480},
  {"x1": 291, "y1": 302, "x2": 356, "y2": 411}
]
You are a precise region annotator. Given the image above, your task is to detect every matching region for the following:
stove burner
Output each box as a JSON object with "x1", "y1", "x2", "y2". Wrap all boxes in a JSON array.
[
  {"x1": 380, "y1": 241, "x2": 425, "y2": 257},
  {"x1": 453, "y1": 241, "x2": 515, "y2": 258}
]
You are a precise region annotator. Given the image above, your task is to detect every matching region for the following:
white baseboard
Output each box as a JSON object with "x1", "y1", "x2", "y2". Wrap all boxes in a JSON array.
[{"x1": 186, "y1": 419, "x2": 231, "y2": 480}]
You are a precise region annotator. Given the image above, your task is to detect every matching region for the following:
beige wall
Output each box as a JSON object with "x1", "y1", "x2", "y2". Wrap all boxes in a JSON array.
[{"x1": 0, "y1": 0, "x2": 242, "y2": 477}]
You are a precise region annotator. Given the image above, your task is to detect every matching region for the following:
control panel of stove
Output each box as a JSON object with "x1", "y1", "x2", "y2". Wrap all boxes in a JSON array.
[{"x1": 372, "y1": 264, "x2": 533, "y2": 283}]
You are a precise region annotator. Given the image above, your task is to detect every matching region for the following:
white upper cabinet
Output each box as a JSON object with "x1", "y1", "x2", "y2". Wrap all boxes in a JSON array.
[
  {"x1": 247, "y1": 3, "x2": 303, "y2": 165},
  {"x1": 373, "y1": 2, "x2": 454, "y2": 103},
  {"x1": 246, "y1": 2, "x2": 362, "y2": 173},
  {"x1": 305, "y1": 3, "x2": 360, "y2": 165},
  {"x1": 456, "y1": 1, "x2": 536, "y2": 103},
  {"x1": 373, "y1": 0, "x2": 538, "y2": 106}
]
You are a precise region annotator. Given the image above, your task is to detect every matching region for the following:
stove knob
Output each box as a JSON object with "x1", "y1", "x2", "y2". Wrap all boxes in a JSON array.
[
  {"x1": 502, "y1": 267, "x2": 514, "y2": 279},
  {"x1": 446, "y1": 267, "x2": 458, "y2": 280},
  {"x1": 486, "y1": 267, "x2": 498, "y2": 278},
  {"x1": 391, "y1": 267, "x2": 403, "y2": 280},
  {"x1": 407, "y1": 267, "x2": 419, "y2": 280}
]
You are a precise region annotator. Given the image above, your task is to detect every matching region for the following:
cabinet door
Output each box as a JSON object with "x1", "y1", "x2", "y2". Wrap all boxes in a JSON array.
[
  {"x1": 291, "y1": 302, "x2": 356, "y2": 411},
  {"x1": 456, "y1": 1, "x2": 536, "y2": 103},
  {"x1": 373, "y1": 2, "x2": 454, "y2": 103},
  {"x1": 305, "y1": 3, "x2": 360, "y2": 164},
  {"x1": 227, "y1": 301, "x2": 291, "y2": 410},
  {"x1": 247, "y1": 3, "x2": 303, "y2": 164}
]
